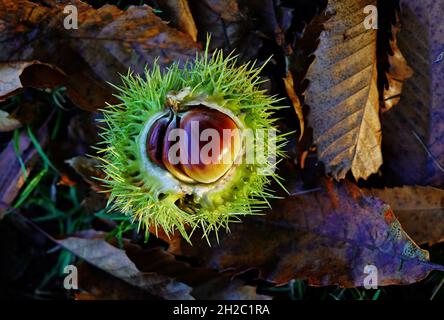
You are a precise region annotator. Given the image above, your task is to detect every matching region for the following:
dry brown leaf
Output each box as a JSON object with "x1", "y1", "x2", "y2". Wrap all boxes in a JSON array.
[
  {"x1": 1, "y1": 62, "x2": 68, "y2": 102},
  {"x1": 0, "y1": 0, "x2": 199, "y2": 111},
  {"x1": 161, "y1": 0, "x2": 198, "y2": 42},
  {"x1": 0, "y1": 110, "x2": 21, "y2": 132},
  {"x1": 68, "y1": 231, "x2": 269, "y2": 300},
  {"x1": 305, "y1": 0, "x2": 382, "y2": 180},
  {"x1": 66, "y1": 156, "x2": 106, "y2": 191},
  {"x1": 126, "y1": 246, "x2": 270, "y2": 300},
  {"x1": 382, "y1": 24, "x2": 413, "y2": 112},
  {"x1": 0, "y1": 62, "x2": 35, "y2": 99},
  {"x1": 363, "y1": 186, "x2": 444, "y2": 246},
  {"x1": 0, "y1": 61, "x2": 64, "y2": 100},
  {"x1": 59, "y1": 236, "x2": 194, "y2": 300},
  {"x1": 166, "y1": 179, "x2": 443, "y2": 287},
  {"x1": 283, "y1": 72, "x2": 304, "y2": 140},
  {"x1": 75, "y1": 263, "x2": 158, "y2": 300},
  {"x1": 382, "y1": 0, "x2": 444, "y2": 186},
  {"x1": 188, "y1": 0, "x2": 261, "y2": 62}
]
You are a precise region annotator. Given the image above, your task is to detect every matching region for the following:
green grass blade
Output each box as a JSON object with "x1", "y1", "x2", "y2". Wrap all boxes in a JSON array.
[
  {"x1": 27, "y1": 125, "x2": 58, "y2": 172},
  {"x1": 13, "y1": 167, "x2": 48, "y2": 209}
]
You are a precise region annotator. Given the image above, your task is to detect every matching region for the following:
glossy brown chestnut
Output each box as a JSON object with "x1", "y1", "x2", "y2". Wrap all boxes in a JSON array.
[
  {"x1": 147, "y1": 105, "x2": 241, "y2": 184},
  {"x1": 146, "y1": 114, "x2": 171, "y2": 168},
  {"x1": 162, "y1": 114, "x2": 196, "y2": 184},
  {"x1": 179, "y1": 107, "x2": 241, "y2": 183}
]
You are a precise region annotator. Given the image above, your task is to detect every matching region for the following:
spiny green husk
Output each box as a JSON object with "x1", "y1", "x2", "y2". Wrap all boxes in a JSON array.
[{"x1": 96, "y1": 48, "x2": 288, "y2": 243}]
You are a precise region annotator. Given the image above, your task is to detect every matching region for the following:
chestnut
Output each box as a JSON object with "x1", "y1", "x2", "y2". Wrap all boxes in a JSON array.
[
  {"x1": 147, "y1": 105, "x2": 241, "y2": 184},
  {"x1": 162, "y1": 113, "x2": 196, "y2": 184},
  {"x1": 146, "y1": 113, "x2": 171, "y2": 168},
  {"x1": 179, "y1": 107, "x2": 241, "y2": 183}
]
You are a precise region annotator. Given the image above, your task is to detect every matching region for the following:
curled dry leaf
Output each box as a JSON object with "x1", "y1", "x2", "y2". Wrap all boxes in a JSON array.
[
  {"x1": 65, "y1": 231, "x2": 269, "y2": 300},
  {"x1": 66, "y1": 156, "x2": 106, "y2": 191},
  {"x1": 0, "y1": 62, "x2": 55, "y2": 100},
  {"x1": 58, "y1": 236, "x2": 194, "y2": 300},
  {"x1": 382, "y1": 0, "x2": 444, "y2": 186},
  {"x1": 283, "y1": 72, "x2": 304, "y2": 140},
  {"x1": 363, "y1": 186, "x2": 444, "y2": 246},
  {"x1": 75, "y1": 263, "x2": 155, "y2": 300},
  {"x1": 167, "y1": 179, "x2": 443, "y2": 287},
  {"x1": 382, "y1": 24, "x2": 413, "y2": 112},
  {"x1": 160, "y1": 0, "x2": 198, "y2": 42},
  {"x1": 305, "y1": 0, "x2": 382, "y2": 180},
  {"x1": 126, "y1": 246, "x2": 270, "y2": 300},
  {"x1": 0, "y1": 110, "x2": 21, "y2": 132}
]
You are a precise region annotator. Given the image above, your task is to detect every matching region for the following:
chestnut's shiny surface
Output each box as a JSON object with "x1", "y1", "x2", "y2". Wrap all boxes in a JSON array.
[
  {"x1": 146, "y1": 115, "x2": 170, "y2": 168},
  {"x1": 180, "y1": 107, "x2": 241, "y2": 183},
  {"x1": 147, "y1": 105, "x2": 241, "y2": 184},
  {"x1": 162, "y1": 114, "x2": 196, "y2": 184}
]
